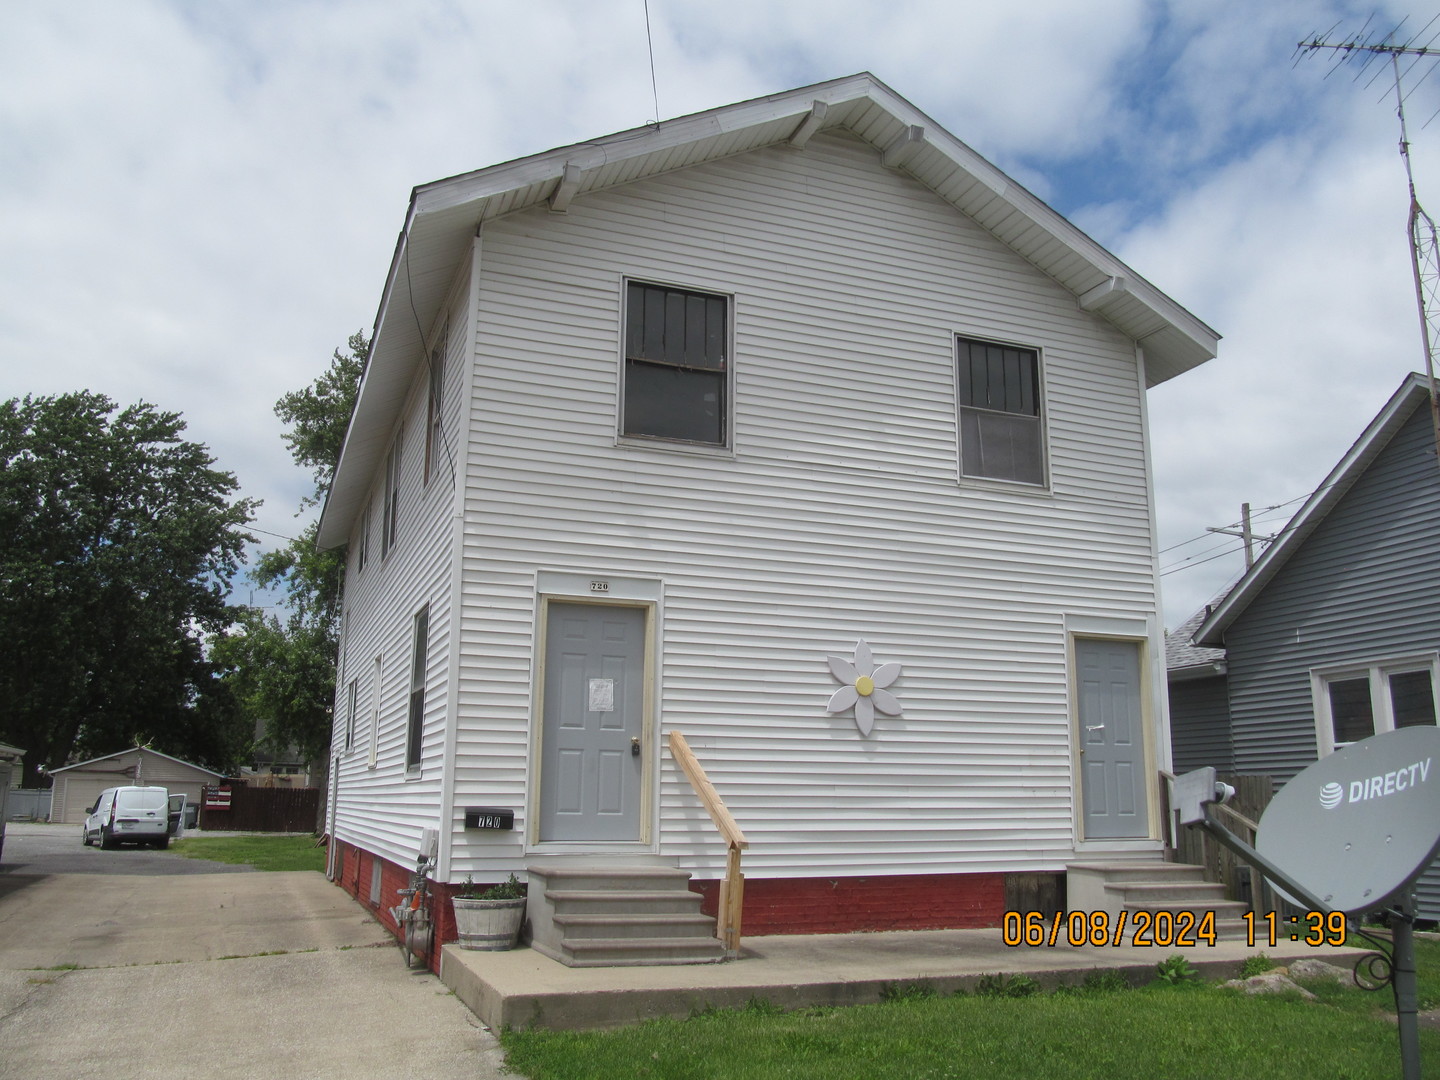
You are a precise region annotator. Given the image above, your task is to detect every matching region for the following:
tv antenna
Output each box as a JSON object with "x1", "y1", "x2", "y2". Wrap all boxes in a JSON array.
[{"x1": 1299, "y1": 19, "x2": 1440, "y2": 469}]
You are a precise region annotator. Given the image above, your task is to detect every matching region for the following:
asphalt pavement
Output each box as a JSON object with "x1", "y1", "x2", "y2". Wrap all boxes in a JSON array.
[{"x1": 0, "y1": 823, "x2": 509, "y2": 1080}]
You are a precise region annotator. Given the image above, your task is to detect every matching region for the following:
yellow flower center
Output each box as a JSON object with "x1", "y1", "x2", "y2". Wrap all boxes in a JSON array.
[{"x1": 855, "y1": 675, "x2": 875, "y2": 697}]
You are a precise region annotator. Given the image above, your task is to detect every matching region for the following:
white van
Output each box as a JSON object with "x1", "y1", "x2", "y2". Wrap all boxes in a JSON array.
[{"x1": 82, "y1": 786, "x2": 171, "y2": 849}]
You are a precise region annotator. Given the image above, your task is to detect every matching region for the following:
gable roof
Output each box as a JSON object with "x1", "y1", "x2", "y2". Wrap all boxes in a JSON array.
[
  {"x1": 48, "y1": 745, "x2": 225, "y2": 778},
  {"x1": 318, "y1": 72, "x2": 1220, "y2": 549},
  {"x1": 1193, "y1": 372, "x2": 1436, "y2": 648}
]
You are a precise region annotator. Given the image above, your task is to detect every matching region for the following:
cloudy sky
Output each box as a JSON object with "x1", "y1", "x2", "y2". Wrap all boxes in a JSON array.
[{"x1": 4, "y1": 0, "x2": 1439, "y2": 628}]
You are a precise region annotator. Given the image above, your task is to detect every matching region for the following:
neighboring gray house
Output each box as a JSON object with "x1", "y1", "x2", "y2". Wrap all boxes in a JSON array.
[
  {"x1": 1172, "y1": 372, "x2": 1440, "y2": 918},
  {"x1": 1166, "y1": 598, "x2": 1232, "y2": 775},
  {"x1": 318, "y1": 73, "x2": 1219, "y2": 940}
]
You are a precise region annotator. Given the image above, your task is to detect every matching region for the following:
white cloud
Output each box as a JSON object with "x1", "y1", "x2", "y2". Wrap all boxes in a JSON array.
[{"x1": 4, "y1": 0, "x2": 1439, "y2": 631}]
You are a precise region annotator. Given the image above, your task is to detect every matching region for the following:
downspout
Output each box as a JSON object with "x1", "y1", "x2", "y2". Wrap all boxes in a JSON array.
[{"x1": 435, "y1": 228, "x2": 484, "y2": 886}]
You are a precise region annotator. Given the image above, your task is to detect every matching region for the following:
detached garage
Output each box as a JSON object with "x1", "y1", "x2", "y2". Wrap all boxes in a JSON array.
[{"x1": 49, "y1": 747, "x2": 224, "y2": 824}]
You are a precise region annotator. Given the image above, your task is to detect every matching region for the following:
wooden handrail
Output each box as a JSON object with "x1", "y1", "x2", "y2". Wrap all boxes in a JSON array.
[{"x1": 668, "y1": 730, "x2": 747, "y2": 956}]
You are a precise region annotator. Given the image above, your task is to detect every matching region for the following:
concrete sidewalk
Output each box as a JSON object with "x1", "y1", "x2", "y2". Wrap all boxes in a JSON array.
[
  {"x1": 0, "y1": 871, "x2": 506, "y2": 1080},
  {"x1": 440, "y1": 925, "x2": 1367, "y2": 1030}
]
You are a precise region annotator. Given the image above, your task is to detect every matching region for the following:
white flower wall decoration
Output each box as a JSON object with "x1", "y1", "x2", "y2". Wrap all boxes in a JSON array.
[{"x1": 826, "y1": 639, "x2": 903, "y2": 736}]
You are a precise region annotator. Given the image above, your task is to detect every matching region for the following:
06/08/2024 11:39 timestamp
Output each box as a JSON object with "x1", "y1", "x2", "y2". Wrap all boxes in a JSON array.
[
  {"x1": 1244, "y1": 910, "x2": 1348, "y2": 948},
  {"x1": 1002, "y1": 909, "x2": 1350, "y2": 949}
]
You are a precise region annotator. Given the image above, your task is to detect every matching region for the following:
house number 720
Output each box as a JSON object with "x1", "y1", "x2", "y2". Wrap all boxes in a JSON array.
[{"x1": 589, "y1": 581, "x2": 609, "y2": 593}]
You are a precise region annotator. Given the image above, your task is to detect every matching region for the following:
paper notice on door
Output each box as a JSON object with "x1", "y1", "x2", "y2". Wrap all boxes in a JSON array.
[{"x1": 588, "y1": 678, "x2": 615, "y2": 712}]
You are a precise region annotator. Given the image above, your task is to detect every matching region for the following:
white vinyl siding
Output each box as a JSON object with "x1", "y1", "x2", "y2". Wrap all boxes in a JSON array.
[
  {"x1": 329, "y1": 277, "x2": 467, "y2": 869},
  {"x1": 441, "y1": 131, "x2": 1160, "y2": 883}
]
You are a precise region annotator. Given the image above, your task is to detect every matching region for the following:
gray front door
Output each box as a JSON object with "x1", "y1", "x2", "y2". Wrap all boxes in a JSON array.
[
  {"x1": 1076, "y1": 638, "x2": 1150, "y2": 840},
  {"x1": 539, "y1": 602, "x2": 647, "y2": 842}
]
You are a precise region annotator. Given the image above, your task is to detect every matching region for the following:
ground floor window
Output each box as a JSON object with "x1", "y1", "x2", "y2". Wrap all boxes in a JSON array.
[{"x1": 1311, "y1": 654, "x2": 1440, "y2": 755}]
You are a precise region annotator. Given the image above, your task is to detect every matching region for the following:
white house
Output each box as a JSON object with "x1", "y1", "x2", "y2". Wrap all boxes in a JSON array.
[{"x1": 317, "y1": 74, "x2": 1219, "y2": 955}]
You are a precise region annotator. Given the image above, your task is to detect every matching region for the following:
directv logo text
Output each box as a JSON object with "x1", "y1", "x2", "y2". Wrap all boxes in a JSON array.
[{"x1": 1318, "y1": 757, "x2": 1432, "y2": 810}]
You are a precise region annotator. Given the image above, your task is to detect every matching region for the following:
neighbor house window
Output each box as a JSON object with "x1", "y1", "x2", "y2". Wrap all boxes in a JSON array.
[
  {"x1": 956, "y1": 337, "x2": 1044, "y2": 485},
  {"x1": 405, "y1": 604, "x2": 430, "y2": 773},
  {"x1": 424, "y1": 323, "x2": 446, "y2": 485},
  {"x1": 623, "y1": 280, "x2": 729, "y2": 446},
  {"x1": 1312, "y1": 655, "x2": 1439, "y2": 755},
  {"x1": 382, "y1": 427, "x2": 403, "y2": 557}
]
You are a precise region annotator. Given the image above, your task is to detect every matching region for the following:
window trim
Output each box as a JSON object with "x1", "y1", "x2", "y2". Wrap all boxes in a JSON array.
[
  {"x1": 424, "y1": 320, "x2": 446, "y2": 486},
  {"x1": 344, "y1": 678, "x2": 358, "y2": 754},
  {"x1": 618, "y1": 277, "x2": 735, "y2": 451},
  {"x1": 954, "y1": 334, "x2": 1049, "y2": 489},
  {"x1": 356, "y1": 500, "x2": 370, "y2": 574},
  {"x1": 1311, "y1": 653, "x2": 1440, "y2": 756},
  {"x1": 367, "y1": 655, "x2": 381, "y2": 769},
  {"x1": 405, "y1": 604, "x2": 430, "y2": 775},
  {"x1": 381, "y1": 426, "x2": 403, "y2": 558}
]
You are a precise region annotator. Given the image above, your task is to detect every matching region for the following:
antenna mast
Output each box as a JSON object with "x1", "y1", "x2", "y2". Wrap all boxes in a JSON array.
[{"x1": 1299, "y1": 23, "x2": 1440, "y2": 469}]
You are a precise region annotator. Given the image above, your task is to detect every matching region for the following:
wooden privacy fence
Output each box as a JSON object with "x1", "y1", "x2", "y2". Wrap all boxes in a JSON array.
[
  {"x1": 197, "y1": 785, "x2": 320, "y2": 833},
  {"x1": 1172, "y1": 774, "x2": 1278, "y2": 914},
  {"x1": 669, "y1": 730, "x2": 748, "y2": 957}
]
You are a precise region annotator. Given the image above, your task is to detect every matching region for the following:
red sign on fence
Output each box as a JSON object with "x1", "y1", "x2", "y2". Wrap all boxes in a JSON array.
[{"x1": 203, "y1": 786, "x2": 231, "y2": 809}]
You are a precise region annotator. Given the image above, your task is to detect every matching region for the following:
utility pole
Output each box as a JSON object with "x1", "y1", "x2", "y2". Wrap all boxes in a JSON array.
[
  {"x1": 1299, "y1": 25, "x2": 1440, "y2": 472},
  {"x1": 1206, "y1": 503, "x2": 1271, "y2": 570}
]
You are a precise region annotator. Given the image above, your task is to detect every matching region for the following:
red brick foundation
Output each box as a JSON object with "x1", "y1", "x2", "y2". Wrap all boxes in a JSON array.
[
  {"x1": 330, "y1": 840, "x2": 470, "y2": 975},
  {"x1": 688, "y1": 871, "x2": 1008, "y2": 935},
  {"x1": 331, "y1": 842, "x2": 1014, "y2": 959}
]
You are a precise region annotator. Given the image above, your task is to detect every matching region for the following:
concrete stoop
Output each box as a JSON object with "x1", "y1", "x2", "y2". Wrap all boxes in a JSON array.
[
  {"x1": 526, "y1": 863, "x2": 726, "y2": 967},
  {"x1": 1067, "y1": 861, "x2": 1250, "y2": 940}
]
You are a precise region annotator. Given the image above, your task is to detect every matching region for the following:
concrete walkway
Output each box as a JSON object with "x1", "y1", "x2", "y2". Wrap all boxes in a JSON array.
[
  {"x1": 0, "y1": 865, "x2": 506, "y2": 1080},
  {"x1": 440, "y1": 925, "x2": 1367, "y2": 1030}
]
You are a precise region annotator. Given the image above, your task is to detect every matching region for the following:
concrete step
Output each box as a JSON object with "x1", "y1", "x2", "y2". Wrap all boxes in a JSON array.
[
  {"x1": 552, "y1": 912, "x2": 719, "y2": 941},
  {"x1": 528, "y1": 864, "x2": 694, "y2": 892},
  {"x1": 559, "y1": 935, "x2": 726, "y2": 967},
  {"x1": 1106, "y1": 881, "x2": 1232, "y2": 904},
  {"x1": 527, "y1": 861, "x2": 724, "y2": 968},
  {"x1": 1069, "y1": 861, "x2": 1208, "y2": 883},
  {"x1": 545, "y1": 888, "x2": 706, "y2": 916}
]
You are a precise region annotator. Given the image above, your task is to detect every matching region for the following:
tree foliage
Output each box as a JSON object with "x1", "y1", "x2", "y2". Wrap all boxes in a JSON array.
[
  {"x1": 213, "y1": 333, "x2": 366, "y2": 765},
  {"x1": 0, "y1": 392, "x2": 257, "y2": 785}
]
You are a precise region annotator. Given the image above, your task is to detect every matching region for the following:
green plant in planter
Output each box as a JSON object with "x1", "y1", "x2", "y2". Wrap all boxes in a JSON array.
[
  {"x1": 478, "y1": 873, "x2": 527, "y2": 901},
  {"x1": 454, "y1": 873, "x2": 527, "y2": 900}
]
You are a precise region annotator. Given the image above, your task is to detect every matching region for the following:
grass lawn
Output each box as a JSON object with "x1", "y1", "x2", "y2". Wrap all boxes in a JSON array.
[
  {"x1": 169, "y1": 833, "x2": 326, "y2": 872},
  {"x1": 500, "y1": 940, "x2": 1440, "y2": 1080}
]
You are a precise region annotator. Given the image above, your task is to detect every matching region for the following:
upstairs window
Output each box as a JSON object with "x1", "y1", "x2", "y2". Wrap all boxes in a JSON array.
[
  {"x1": 957, "y1": 337, "x2": 1044, "y2": 485},
  {"x1": 623, "y1": 281, "x2": 729, "y2": 446},
  {"x1": 405, "y1": 604, "x2": 430, "y2": 773},
  {"x1": 424, "y1": 323, "x2": 446, "y2": 485},
  {"x1": 344, "y1": 678, "x2": 358, "y2": 754},
  {"x1": 381, "y1": 427, "x2": 402, "y2": 558},
  {"x1": 356, "y1": 500, "x2": 370, "y2": 574},
  {"x1": 1312, "y1": 656, "x2": 1439, "y2": 755}
]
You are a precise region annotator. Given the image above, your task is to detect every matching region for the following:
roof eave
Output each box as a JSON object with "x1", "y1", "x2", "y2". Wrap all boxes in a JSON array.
[{"x1": 317, "y1": 73, "x2": 1219, "y2": 549}]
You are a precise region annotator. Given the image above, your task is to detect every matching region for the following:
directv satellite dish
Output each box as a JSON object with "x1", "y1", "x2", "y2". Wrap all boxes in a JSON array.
[{"x1": 1256, "y1": 725, "x2": 1440, "y2": 914}]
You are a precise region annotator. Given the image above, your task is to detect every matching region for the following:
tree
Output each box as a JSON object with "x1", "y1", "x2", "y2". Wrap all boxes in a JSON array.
[
  {"x1": 0, "y1": 392, "x2": 257, "y2": 786},
  {"x1": 213, "y1": 333, "x2": 366, "y2": 765}
]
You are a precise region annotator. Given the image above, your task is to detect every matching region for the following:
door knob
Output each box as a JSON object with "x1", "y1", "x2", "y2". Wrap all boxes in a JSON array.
[{"x1": 631, "y1": 737, "x2": 641, "y2": 757}]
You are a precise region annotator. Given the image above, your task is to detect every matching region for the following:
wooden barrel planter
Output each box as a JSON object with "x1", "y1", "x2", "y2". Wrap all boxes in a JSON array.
[{"x1": 452, "y1": 896, "x2": 526, "y2": 950}]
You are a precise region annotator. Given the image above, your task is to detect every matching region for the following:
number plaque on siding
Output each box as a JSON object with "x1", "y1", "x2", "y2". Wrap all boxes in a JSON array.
[
  {"x1": 464, "y1": 807, "x2": 515, "y2": 830},
  {"x1": 589, "y1": 580, "x2": 609, "y2": 593}
]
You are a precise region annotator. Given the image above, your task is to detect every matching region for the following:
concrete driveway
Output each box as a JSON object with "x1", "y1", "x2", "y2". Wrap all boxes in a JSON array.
[{"x1": 0, "y1": 825, "x2": 509, "y2": 1080}]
